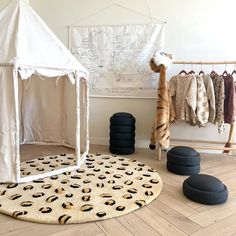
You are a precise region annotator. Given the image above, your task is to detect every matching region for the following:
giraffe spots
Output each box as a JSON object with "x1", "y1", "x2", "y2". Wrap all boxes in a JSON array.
[
  {"x1": 105, "y1": 199, "x2": 116, "y2": 206},
  {"x1": 96, "y1": 212, "x2": 106, "y2": 217},
  {"x1": 82, "y1": 195, "x2": 91, "y2": 202},
  {"x1": 55, "y1": 188, "x2": 65, "y2": 194},
  {"x1": 41, "y1": 184, "x2": 52, "y2": 189},
  {"x1": 142, "y1": 184, "x2": 152, "y2": 189},
  {"x1": 150, "y1": 179, "x2": 159, "y2": 184},
  {"x1": 33, "y1": 179, "x2": 44, "y2": 183},
  {"x1": 36, "y1": 167, "x2": 45, "y2": 172},
  {"x1": 0, "y1": 190, "x2": 6, "y2": 196},
  {"x1": 124, "y1": 180, "x2": 133, "y2": 185},
  {"x1": 123, "y1": 194, "x2": 132, "y2": 199},
  {"x1": 7, "y1": 184, "x2": 18, "y2": 189},
  {"x1": 127, "y1": 188, "x2": 138, "y2": 194},
  {"x1": 12, "y1": 211, "x2": 27, "y2": 218},
  {"x1": 63, "y1": 171, "x2": 71, "y2": 176},
  {"x1": 70, "y1": 184, "x2": 81, "y2": 188},
  {"x1": 9, "y1": 194, "x2": 22, "y2": 200},
  {"x1": 50, "y1": 175, "x2": 59, "y2": 180},
  {"x1": 71, "y1": 175, "x2": 81, "y2": 179},
  {"x1": 113, "y1": 174, "x2": 123, "y2": 179},
  {"x1": 81, "y1": 204, "x2": 93, "y2": 212},
  {"x1": 82, "y1": 188, "x2": 91, "y2": 193},
  {"x1": 135, "y1": 200, "x2": 146, "y2": 207},
  {"x1": 58, "y1": 215, "x2": 71, "y2": 224},
  {"x1": 61, "y1": 179, "x2": 70, "y2": 184},
  {"x1": 39, "y1": 207, "x2": 52, "y2": 213},
  {"x1": 98, "y1": 175, "x2": 106, "y2": 180},
  {"x1": 145, "y1": 191, "x2": 153, "y2": 196},
  {"x1": 96, "y1": 183, "x2": 104, "y2": 188},
  {"x1": 112, "y1": 185, "x2": 123, "y2": 190},
  {"x1": 62, "y1": 202, "x2": 73, "y2": 209},
  {"x1": 116, "y1": 206, "x2": 125, "y2": 211},
  {"x1": 65, "y1": 193, "x2": 73, "y2": 198},
  {"x1": 20, "y1": 201, "x2": 33, "y2": 207},
  {"x1": 143, "y1": 174, "x2": 151, "y2": 177},
  {"x1": 125, "y1": 171, "x2": 133, "y2": 176},
  {"x1": 100, "y1": 193, "x2": 112, "y2": 198},
  {"x1": 46, "y1": 195, "x2": 58, "y2": 203},
  {"x1": 32, "y1": 192, "x2": 45, "y2": 198},
  {"x1": 23, "y1": 185, "x2": 33, "y2": 191}
]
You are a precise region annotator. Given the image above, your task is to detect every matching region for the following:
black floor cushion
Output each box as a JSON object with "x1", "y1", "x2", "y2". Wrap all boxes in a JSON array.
[
  {"x1": 167, "y1": 162, "x2": 200, "y2": 175},
  {"x1": 169, "y1": 146, "x2": 199, "y2": 157},
  {"x1": 110, "y1": 117, "x2": 135, "y2": 126},
  {"x1": 167, "y1": 152, "x2": 200, "y2": 166},
  {"x1": 109, "y1": 146, "x2": 135, "y2": 155},
  {"x1": 110, "y1": 125, "x2": 135, "y2": 133},
  {"x1": 110, "y1": 139, "x2": 135, "y2": 147},
  {"x1": 109, "y1": 132, "x2": 135, "y2": 140},
  {"x1": 112, "y1": 112, "x2": 134, "y2": 118},
  {"x1": 183, "y1": 174, "x2": 228, "y2": 205},
  {"x1": 166, "y1": 146, "x2": 200, "y2": 175}
]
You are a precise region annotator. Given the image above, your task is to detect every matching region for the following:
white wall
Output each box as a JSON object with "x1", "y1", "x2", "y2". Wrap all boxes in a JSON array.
[{"x1": 1, "y1": 0, "x2": 235, "y2": 152}]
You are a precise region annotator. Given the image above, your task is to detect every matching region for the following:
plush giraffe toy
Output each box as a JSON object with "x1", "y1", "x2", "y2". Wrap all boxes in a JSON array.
[{"x1": 149, "y1": 51, "x2": 175, "y2": 150}]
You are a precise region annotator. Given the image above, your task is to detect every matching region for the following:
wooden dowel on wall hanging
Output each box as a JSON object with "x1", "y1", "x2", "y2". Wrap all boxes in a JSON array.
[{"x1": 173, "y1": 60, "x2": 236, "y2": 65}]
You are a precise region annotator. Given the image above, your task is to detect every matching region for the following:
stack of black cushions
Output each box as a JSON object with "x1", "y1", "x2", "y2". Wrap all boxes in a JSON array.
[
  {"x1": 109, "y1": 112, "x2": 135, "y2": 155},
  {"x1": 167, "y1": 146, "x2": 200, "y2": 175}
]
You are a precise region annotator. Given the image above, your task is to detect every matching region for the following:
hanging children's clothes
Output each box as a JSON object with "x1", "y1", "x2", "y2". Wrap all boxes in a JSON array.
[
  {"x1": 202, "y1": 74, "x2": 215, "y2": 123},
  {"x1": 210, "y1": 73, "x2": 225, "y2": 133},
  {"x1": 223, "y1": 74, "x2": 236, "y2": 124},
  {"x1": 169, "y1": 75, "x2": 197, "y2": 122},
  {"x1": 195, "y1": 75, "x2": 209, "y2": 126}
]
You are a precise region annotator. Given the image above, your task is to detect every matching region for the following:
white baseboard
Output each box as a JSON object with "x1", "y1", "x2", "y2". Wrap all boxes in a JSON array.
[
  {"x1": 89, "y1": 137, "x2": 236, "y2": 155},
  {"x1": 90, "y1": 137, "x2": 149, "y2": 148}
]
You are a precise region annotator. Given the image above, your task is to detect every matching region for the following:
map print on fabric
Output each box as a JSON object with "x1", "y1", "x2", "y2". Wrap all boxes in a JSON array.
[{"x1": 70, "y1": 24, "x2": 165, "y2": 97}]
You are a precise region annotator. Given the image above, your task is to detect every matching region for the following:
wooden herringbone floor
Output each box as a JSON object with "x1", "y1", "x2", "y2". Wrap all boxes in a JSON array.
[{"x1": 0, "y1": 144, "x2": 236, "y2": 236}]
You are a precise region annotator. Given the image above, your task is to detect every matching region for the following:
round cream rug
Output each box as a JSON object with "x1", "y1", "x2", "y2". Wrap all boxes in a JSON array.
[{"x1": 0, "y1": 153, "x2": 162, "y2": 224}]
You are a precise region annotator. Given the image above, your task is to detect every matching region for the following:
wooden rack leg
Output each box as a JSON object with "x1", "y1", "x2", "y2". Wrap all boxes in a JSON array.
[
  {"x1": 157, "y1": 147, "x2": 162, "y2": 161},
  {"x1": 223, "y1": 122, "x2": 235, "y2": 154}
]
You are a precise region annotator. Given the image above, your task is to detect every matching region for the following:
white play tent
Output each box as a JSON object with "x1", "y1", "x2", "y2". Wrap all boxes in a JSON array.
[{"x1": 0, "y1": 0, "x2": 89, "y2": 183}]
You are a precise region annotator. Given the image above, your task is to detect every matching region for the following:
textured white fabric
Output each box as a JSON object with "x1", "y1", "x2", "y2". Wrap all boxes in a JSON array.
[{"x1": 0, "y1": 0, "x2": 89, "y2": 183}]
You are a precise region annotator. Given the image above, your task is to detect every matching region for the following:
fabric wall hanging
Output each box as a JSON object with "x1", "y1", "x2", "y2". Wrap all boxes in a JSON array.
[{"x1": 69, "y1": 23, "x2": 165, "y2": 98}]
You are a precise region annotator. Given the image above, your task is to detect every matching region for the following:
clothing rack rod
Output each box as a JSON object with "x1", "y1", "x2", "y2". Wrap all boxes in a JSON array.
[{"x1": 173, "y1": 61, "x2": 236, "y2": 65}]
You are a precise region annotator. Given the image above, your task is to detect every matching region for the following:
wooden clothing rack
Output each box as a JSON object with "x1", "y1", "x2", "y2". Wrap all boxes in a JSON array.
[{"x1": 157, "y1": 60, "x2": 236, "y2": 160}]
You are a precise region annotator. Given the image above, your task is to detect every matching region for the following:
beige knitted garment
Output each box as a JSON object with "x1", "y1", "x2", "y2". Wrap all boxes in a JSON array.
[{"x1": 169, "y1": 74, "x2": 197, "y2": 122}]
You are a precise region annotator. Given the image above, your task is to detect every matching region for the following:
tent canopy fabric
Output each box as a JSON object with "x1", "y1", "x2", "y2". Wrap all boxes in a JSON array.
[
  {"x1": 0, "y1": 0, "x2": 88, "y2": 80},
  {"x1": 0, "y1": 0, "x2": 89, "y2": 183}
]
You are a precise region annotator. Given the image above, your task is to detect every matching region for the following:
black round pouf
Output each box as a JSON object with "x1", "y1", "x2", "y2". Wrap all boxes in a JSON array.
[
  {"x1": 110, "y1": 132, "x2": 135, "y2": 140},
  {"x1": 167, "y1": 152, "x2": 200, "y2": 166},
  {"x1": 110, "y1": 117, "x2": 136, "y2": 126},
  {"x1": 110, "y1": 139, "x2": 135, "y2": 147},
  {"x1": 167, "y1": 162, "x2": 200, "y2": 176},
  {"x1": 109, "y1": 146, "x2": 135, "y2": 155},
  {"x1": 183, "y1": 174, "x2": 228, "y2": 205},
  {"x1": 110, "y1": 125, "x2": 135, "y2": 133},
  {"x1": 112, "y1": 112, "x2": 134, "y2": 118},
  {"x1": 170, "y1": 146, "x2": 199, "y2": 157},
  {"x1": 166, "y1": 146, "x2": 200, "y2": 175}
]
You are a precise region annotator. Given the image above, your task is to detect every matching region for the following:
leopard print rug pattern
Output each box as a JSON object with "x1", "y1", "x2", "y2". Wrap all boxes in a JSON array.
[{"x1": 0, "y1": 153, "x2": 162, "y2": 224}]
